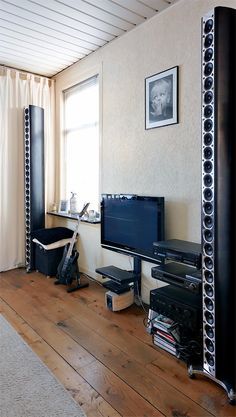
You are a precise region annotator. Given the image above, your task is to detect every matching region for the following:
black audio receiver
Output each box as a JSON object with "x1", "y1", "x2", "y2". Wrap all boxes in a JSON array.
[
  {"x1": 151, "y1": 262, "x2": 202, "y2": 293},
  {"x1": 150, "y1": 285, "x2": 202, "y2": 330},
  {"x1": 153, "y1": 239, "x2": 202, "y2": 269}
]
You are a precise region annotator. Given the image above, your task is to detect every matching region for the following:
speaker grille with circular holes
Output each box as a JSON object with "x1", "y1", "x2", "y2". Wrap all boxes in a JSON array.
[
  {"x1": 24, "y1": 106, "x2": 31, "y2": 272},
  {"x1": 202, "y1": 12, "x2": 215, "y2": 377}
]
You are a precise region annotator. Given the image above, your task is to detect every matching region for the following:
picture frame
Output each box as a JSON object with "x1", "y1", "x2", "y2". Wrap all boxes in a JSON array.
[
  {"x1": 145, "y1": 66, "x2": 178, "y2": 130},
  {"x1": 58, "y1": 199, "x2": 69, "y2": 213}
]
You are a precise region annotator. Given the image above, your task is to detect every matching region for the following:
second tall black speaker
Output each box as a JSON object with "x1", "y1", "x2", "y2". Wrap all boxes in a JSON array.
[
  {"x1": 188, "y1": 6, "x2": 236, "y2": 403},
  {"x1": 24, "y1": 105, "x2": 45, "y2": 271}
]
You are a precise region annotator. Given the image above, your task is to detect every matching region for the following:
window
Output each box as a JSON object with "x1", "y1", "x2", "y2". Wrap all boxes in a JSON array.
[{"x1": 63, "y1": 75, "x2": 99, "y2": 211}]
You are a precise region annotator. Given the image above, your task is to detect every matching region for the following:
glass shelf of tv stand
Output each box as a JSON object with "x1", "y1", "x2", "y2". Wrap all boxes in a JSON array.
[
  {"x1": 47, "y1": 211, "x2": 100, "y2": 224},
  {"x1": 96, "y1": 265, "x2": 139, "y2": 284}
]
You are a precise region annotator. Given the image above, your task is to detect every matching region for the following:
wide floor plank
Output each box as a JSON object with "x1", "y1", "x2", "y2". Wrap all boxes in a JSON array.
[
  {"x1": 0, "y1": 299, "x2": 120, "y2": 417},
  {"x1": 0, "y1": 269, "x2": 235, "y2": 417}
]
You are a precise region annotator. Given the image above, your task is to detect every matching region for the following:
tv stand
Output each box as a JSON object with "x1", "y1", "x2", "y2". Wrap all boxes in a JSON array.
[{"x1": 95, "y1": 256, "x2": 142, "y2": 295}]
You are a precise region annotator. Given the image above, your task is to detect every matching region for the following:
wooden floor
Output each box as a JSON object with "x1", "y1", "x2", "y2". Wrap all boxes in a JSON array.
[{"x1": 0, "y1": 269, "x2": 235, "y2": 417}]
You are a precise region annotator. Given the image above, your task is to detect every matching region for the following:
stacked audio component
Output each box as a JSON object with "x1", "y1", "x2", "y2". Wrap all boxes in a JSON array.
[
  {"x1": 150, "y1": 239, "x2": 202, "y2": 362},
  {"x1": 24, "y1": 105, "x2": 45, "y2": 272},
  {"x1": 149, "y1": 285, "x2": 202, "y2": 362},
  {"x1": 152, "y1": 239, "x2": 202, "y2": 294},
  {"x1": 188, "y1": 7, "x2": 236, "y2": 403},
  {"x1": 150, "y1": 286, "x2": 202, "y2": 332}
]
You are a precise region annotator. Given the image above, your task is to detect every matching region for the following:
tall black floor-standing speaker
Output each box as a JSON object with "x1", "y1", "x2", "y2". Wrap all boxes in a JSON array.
[
  {"x1": 24, "y1": 105, "x2": 45, "y2": 272},
  {"x1": 188, "y1": 7, "x2": 236, "y2": 403}
]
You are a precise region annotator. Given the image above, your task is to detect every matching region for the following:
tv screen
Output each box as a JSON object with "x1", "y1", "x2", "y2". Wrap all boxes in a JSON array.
[{"x1": 101, "y1": 194, "x2": 164, "y2": 262}]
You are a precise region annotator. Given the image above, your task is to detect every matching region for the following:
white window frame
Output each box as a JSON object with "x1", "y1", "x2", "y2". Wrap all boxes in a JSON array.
[{"x1": 60, "y1": 71, "x2": 102, "y2": 213}]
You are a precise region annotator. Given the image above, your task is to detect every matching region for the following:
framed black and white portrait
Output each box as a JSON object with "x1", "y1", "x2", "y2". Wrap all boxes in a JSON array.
[{"x1": 145, "y1": 66, "x2": 178, "y2": 130}]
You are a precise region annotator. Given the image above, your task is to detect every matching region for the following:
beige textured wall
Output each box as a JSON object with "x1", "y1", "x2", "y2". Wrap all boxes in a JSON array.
[{"x1": 53, "y1": 0, "x2": 236, "y2": 302}]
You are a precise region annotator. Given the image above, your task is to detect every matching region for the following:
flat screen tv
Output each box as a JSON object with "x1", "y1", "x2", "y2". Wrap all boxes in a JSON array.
[{"x1": 101, "y1": 194, "x2": 164, "y2": 262}]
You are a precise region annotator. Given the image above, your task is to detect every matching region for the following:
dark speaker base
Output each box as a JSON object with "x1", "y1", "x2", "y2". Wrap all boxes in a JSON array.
[{"x1": 188, "y1": 365, "x2": 236, "y2": 404}]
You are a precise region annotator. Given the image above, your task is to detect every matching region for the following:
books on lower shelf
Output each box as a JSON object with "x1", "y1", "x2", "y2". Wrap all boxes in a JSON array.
[
  {"x1": 153, "y1": 334, "x2": 177, "y2": 356},
  {"x1": 152, "y1": 313, "x2": 180, "y2": 342},
  {"x1": 151, "y1": 313, "x2": 180, "y2": 356}
]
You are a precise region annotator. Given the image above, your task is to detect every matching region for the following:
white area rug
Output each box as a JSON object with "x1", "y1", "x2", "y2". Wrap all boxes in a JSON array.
[{"x1": 0, "y1": 315, "x2": 86, "y2": 417}]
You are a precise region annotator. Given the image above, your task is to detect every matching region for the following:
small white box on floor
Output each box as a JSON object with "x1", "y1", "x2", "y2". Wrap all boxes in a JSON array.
[{"x1": 105, "y1": 289, "x2": 134, "y2": 311}]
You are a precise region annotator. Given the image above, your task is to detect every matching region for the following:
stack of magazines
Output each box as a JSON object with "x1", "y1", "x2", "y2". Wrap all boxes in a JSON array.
[{"x1": 152, "y1": 314, "x2": 180, "y2": 356}]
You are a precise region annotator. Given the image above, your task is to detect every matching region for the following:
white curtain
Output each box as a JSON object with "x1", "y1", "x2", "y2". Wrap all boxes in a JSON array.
[{"x1": 0, "y1": 66, "x2": 55, "y2": 272}]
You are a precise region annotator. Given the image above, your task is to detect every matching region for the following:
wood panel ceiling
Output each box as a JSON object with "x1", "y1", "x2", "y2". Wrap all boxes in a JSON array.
[{"x1": 0, "y1": 0, "x2": 179, "y2": 77}]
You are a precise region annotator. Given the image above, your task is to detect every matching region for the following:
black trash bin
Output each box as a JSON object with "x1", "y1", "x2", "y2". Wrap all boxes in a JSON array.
[{"x1": 31, "y1": 227, "x2": 74, "y2": 277}]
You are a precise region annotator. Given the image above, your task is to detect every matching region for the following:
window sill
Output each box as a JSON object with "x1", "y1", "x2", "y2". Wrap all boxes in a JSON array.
[{"x1": 47, "y1": 211, "x2": 100, "y2": 224}]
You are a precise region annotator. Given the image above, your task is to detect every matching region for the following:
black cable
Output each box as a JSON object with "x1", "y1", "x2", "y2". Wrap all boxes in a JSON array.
[
  {"x1": 175, "y1": 334, "x2": 202, "y2": 362},
  {"x1": 80, "y1": 272, "x2": 104, "y2": 286},
  {"x1": 143, "y1": 316, "x2": 156, "y2": 328},
  {"x1": 134, "y1": 281, "x2": 148, "y2": 314}
]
